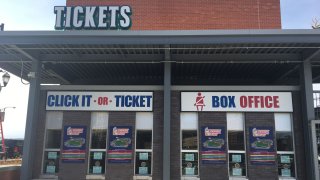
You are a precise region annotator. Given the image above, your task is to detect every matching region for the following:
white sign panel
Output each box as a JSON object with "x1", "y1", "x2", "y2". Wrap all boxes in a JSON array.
[
  {"x1": 46, "y1": 91, "x2": 153, "y2": 111},
  {"x1": 181, "y1": 92, "x2": 292, "y2": 112}
]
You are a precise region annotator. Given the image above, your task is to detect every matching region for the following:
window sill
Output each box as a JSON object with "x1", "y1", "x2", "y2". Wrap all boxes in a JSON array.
[
  {"x1": 279, "y1": 178, "x2": 296, "y2": 180},
  {"x1": 34, "y1": 174, "x2": 59, "y2": 179},
  {"x1": 86, "y1": 175, "x2": 105, "y2": 180},
  {"x1": 181, "y1": 177, "x2": 200, "y2": 180},
  {"x1": 229, "y1": 177, "x2": 248, "y2": 180},
  {"x1": 133, "y1": 175, "x2": 152, "y2": 180}
]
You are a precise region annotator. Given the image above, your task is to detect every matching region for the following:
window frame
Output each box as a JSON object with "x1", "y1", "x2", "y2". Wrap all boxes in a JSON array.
[
  {"x1": 227, "y1": 113, "x2": 247, "y2": 178},
  {"x1": 180, "y1": 112, "x2": 199, "y2": 177},
  {"x1": 134, "y1": 112, "x2": 153, "y2": 176},
  {"x1": 275, "y1": 113, "x2": 297, "y2": 179},
  {"x1": 41, "y1": 111, "x2": 63, "y2": 175},
  {"x1": 87, "y1": 112, "x2": 108, "y2": 175}
]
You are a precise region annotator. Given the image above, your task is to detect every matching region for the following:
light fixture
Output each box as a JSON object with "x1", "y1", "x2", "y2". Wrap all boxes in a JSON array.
[{"x1": 2, "y1": 72, "x2": 10, "y2": 87}]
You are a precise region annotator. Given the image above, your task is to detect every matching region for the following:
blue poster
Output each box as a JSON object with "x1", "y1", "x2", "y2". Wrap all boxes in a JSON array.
[
  {"x1": 249, "y1": 127, "x2": 275, "y2": 165},
  {"x1": 201, "y1": 126, "x2": 226, "y2": 164},
  {"x1": 108, "y1": 126, "x2": 133, "y2": 163},
  {"x1": 62, "y1": 125, "x2": 87, "y2": 163}
]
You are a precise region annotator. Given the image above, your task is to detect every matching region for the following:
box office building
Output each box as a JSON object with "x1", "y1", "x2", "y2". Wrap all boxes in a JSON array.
[{"x1": 1, "y1": 0, "x2": 320, "y2": 180}]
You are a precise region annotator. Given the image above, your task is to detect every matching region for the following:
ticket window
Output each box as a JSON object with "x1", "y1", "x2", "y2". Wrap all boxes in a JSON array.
[
  {"x1": 88, "y1": 112, "x2": 108, "y2": 175},
  {"x1": 180, "y1": 113, "x2": 199, "y2": 177},
  {"x1": 275, "y1": 113, "x2": 296, "y2": 178},
  {"x1": 42, "y1": 111, "x2": 63, "y2": 174},
  {"x1": 227, "y1": 113, "x2": 247, "y2": 178},
  {"x1": 135, "y1": 112, "x2": 153, "y2": 176}
]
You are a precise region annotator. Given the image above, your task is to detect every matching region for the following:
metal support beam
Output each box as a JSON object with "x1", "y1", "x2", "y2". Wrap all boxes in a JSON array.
[
  {"x1": 163, "y1": 45, "x2": 171, "y2": 180},
  {"x1": 300, "y1": 60, "x2": 317, "y2": 180},
  {"x1": 20, "y1": 60, "x2": 41, "y2": 180}
]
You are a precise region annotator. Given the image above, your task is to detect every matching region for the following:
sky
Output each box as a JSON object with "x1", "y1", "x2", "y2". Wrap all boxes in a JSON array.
[{"x1": 0, "y1": 0, "x2": 320, "y2": 138}]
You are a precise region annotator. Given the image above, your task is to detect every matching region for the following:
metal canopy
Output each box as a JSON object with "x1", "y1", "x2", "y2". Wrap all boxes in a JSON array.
[{"x1": 0, "y1": 29, "x2": 320, "y2": 85}]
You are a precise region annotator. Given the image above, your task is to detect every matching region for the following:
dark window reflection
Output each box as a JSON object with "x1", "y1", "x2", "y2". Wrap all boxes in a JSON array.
[
  {"x1": 228, "y1": 131, "x2": 244, "y2": 150},
  {"x1": 182, "y1": 131, "x2": 198, "y2": 150},
  {"x1": 276, "y1": 132, "x2": 293, "y2": 151},
  {"x1": 136, "y1": 131, "x2": 152, "y2": 149},
  {"x1": 46, "y1": 130, "x2": 61, "y2": 149},
  {"x1": 91, "y1": 129, "x2": 107, "y2": 149}
]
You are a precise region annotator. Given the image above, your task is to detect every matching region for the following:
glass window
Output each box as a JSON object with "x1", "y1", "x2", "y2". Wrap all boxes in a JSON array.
[
  {"x1": 228, "y1": 131, "x2": 244, "y2": 150},
  {"x1": 182, "y1": 152, "x2": 198, "y2": 176},
  {"x1": 43, "y1": 111, "x2": 63, "y2": 174},
  {"x1": 43, "y1": 151, "x2": 60, "y2": 174},
  {"x1": 91, "y1": 129, "x2": 107, "y2": 149},
  {"x1": 182, "y1": 131, "x2": 198, "y2": 150},
  {"x1": 275, "y1": 113, "x2": 295, "y2": 178},
  {"x1": 277, "y1": 154, "x2": 295, "y2": 177},
  {"x1": 88, "y1": 112, "x2": 108, "y2": 175},
  {"x1": 135, "y1": 152, "x2": 152, "y2": 175},
  {"x1": 229, "y1": 153, "x2": 246, "y2": 177},
  {"x1": 135, "y1": 130, "x2": 152, "y2": 175},
  {"x1": 89, "y1": 151, "x2": 106, "y2": 174},
  {"x1": 45, "y1": 130, "x2": 61, "y2": 149},
  {"x1": 276, "y1": 132, "x2": 293, "y2": 151},
  {"x1": 136, "y1": 131, "x2": 152, "y2": 149},
  {"x1": 227, "y1": 113, "x2": 246, "y2": 178}
]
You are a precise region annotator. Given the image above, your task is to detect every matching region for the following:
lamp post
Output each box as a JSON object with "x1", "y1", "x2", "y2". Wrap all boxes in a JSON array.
[
  {"x1": 0, "y1": 70, "x2": 11, "y2": 160},
  {"x1": 0, "y1": 106, "x2": 15, "y2": 160}
]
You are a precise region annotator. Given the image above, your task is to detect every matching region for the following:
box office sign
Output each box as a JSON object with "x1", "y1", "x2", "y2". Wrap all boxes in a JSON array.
[
  {"x1": 249, "y1": 127, "x2": 276, "y2": 165},
  {"x1": 181, "y1": 92, "x2": 292, "y2": 112},
  {"x1": 46, "y1": 91, "x2": 153, "y2": 111},
  {"x1": 62, "y1": 125, "x2": 87, "y2": 163},
  {"x1": 108, "y1": 126, "x2": 133, "y2": 163},
  {"x1": 201, "y1": 126, "x2": 227, "y2": 164}
]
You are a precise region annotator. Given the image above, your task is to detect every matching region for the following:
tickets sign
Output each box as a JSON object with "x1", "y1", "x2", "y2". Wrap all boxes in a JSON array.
[
  {"x1": 181, "y1": 92, "x2": 292, "y2": 112},
  {"x1": 46, "y1": 91, "x2": 153, "y2": 111}
]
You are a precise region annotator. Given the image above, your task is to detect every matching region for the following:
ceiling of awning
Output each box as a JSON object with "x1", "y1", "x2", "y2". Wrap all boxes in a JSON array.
[{"x1": 0, "y1": 30, "x2": 320, "y2": 86}]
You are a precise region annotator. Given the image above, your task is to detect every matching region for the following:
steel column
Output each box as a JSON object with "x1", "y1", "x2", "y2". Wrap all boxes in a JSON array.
[
  {"x1": 163, "y1": 46, "x2": 171, "y2": 180},
  {"x1": 20, "y1": 60, "x2": 41, "y2": 180},
  {"x1": 300, "y1": 60, "x2": 317, "y2": 180}
]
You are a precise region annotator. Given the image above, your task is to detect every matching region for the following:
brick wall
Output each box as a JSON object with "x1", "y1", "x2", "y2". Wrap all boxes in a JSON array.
[
  {"x1": 66, "y1": 0, "x2": 281, "y2": 30},
  {"x1": 153, "y1": 91, "x2": 164, "y2": 180},
  {"x1": 198, "y1": 112, "x2": 228, "y2": 180}
]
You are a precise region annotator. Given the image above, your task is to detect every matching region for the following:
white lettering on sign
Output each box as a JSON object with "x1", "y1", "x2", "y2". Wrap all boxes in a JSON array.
[
  {"x1": 46, "y1": 91, "x2": 153, "y2": 111},
  {"x1": 54, "y1": 6, "x2": 132, "y2": 30},
  {"x1": 181, "y1": 92, "x2": 292, "y2": 112}
]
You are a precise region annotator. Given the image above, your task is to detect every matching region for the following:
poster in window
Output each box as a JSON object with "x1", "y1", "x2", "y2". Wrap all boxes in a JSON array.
[
  {"x1": 185, "y1": 153, "x2": 195, "y2": 161},
  {"x1": 249, "y1": 127, "x2": 275, "y2": 165},
  {"x1": 48, "y1": 152, "x2": 57, "y2": 159},
  {"x1": 93, "y1": 166, "x2": 102, "y2": 174},
  {"x1": 232, "y1": 168, "x2": 242, "y2": 176},
  {"x1": 93, "y1": 152, "x2": 103, "y2": 160},
  {"x1": 201, "y1": 126, "x2": 226, "y2": 164},
  {"x1": 62, "y1": 125, "x2": 87, "y2": 163},
  {"x1": 185, "y1": 167, "x2": 195, "y2": 175},
  {"x1": 139, "y1": 152, "x2": 148, "y2": 160},
  {"x1": 232, "y1": 154, "x2": 242, "y2": 163},
  {"x1": 280, "y1": 155, "x2": 290, "y2": 163},
  {"x1": 46, "y1": 165, "x2": 56, "y2": 173},
  {"x1": 108, "y1": 126, "x2": 132, "y2": 163},
  {"x1": 139, "y1": 167, "x2": 148, "y2": 174},
  {"x1": 281, "y1": 169, "x2": 291, "y2": 177}
]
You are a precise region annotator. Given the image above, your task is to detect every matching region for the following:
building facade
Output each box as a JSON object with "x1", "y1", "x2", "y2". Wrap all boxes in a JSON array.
[{"x1": 0, "y1": 0, "x2": 320, "y2": 180}]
